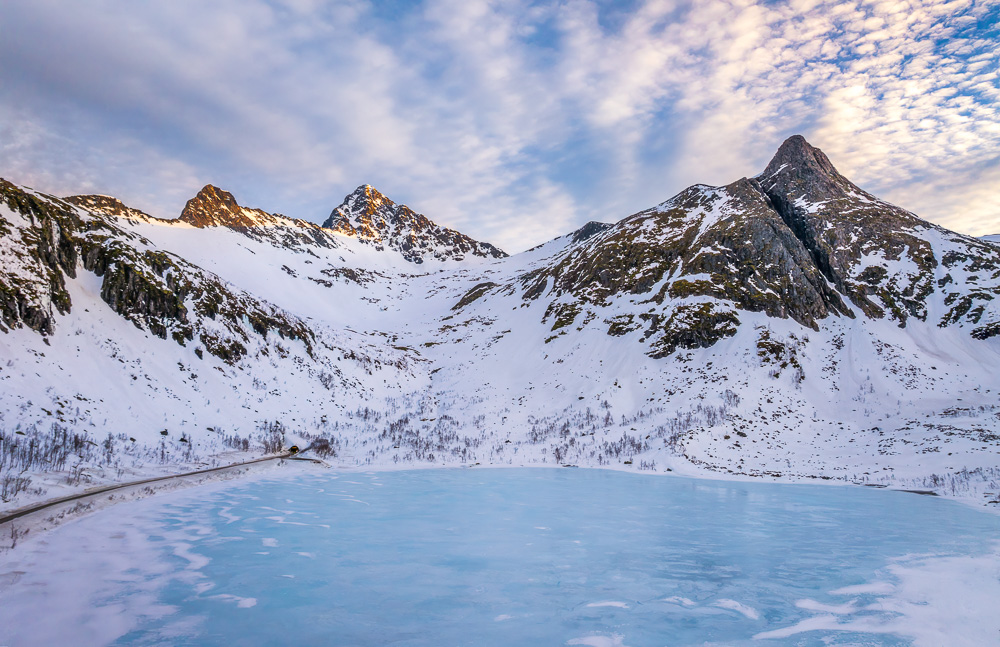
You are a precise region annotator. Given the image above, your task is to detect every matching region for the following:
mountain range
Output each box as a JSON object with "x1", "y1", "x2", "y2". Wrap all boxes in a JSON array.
[{"x1": 1, "y1": 136, "x2": 998, "y2": 507}]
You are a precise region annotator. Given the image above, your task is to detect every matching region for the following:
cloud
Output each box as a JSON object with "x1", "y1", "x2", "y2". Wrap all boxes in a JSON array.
[
  {"x1": 0, "y1": 0, "x2": 996, "y2": 251},
  {"x1": 0, "y1": 104, "x2": 202, "y2": 215}
]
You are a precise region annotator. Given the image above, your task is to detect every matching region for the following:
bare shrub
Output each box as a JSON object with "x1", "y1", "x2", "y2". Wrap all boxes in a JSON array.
[
  {"x1": 1, "y1": 475, "x2": 38, "y2": 503},
  {"x1": 257, "y1": 420, "x2": 286, "y2": 454}
]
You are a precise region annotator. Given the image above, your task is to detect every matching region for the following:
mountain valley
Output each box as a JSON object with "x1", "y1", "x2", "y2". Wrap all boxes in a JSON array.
[{"x1": 2, "y1": 136, "x2": 998, "y2": 510}]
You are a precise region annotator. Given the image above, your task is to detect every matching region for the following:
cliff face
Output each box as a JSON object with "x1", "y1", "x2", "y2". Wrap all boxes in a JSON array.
[
  {"x1": 0, "y1": 180, "x2": 79, "y2": 335},
  {"x1": 323, "y1": 185, "x2": 507, "y2": 263},
  {"x1": 758, "y1": 135, "x2": 937, "y2": 324}
]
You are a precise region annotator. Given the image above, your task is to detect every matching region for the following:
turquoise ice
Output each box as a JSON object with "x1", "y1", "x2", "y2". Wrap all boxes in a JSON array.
[{"x1": 3, "y1": 469, "x2": 999, "y2": 646}]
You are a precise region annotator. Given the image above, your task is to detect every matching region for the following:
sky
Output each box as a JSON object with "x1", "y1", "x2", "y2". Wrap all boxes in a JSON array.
[{"x1": 1, "y1": 0, "x2": 998, "y2": 253}]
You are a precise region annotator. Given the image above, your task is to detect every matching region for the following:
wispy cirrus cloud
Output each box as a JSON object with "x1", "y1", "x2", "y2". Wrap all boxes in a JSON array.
[{"x1": 1, "y1": 0, "x2": 997, "y2": 252}]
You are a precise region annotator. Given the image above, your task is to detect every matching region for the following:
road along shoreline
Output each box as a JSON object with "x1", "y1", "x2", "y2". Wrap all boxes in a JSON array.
[{"x1": 0, "y1": 452, "x2": 330, "y2": 551}]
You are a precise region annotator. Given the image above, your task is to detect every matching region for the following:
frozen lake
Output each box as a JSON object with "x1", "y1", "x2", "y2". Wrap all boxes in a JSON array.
[{"x1": 2, "y1": 468, "x2": 999, "y2": 646}]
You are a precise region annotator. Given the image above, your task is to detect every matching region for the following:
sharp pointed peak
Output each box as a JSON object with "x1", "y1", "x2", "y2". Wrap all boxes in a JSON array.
[
  {"x1": 755, "y1": 134, "x2": 867, "y2": 204},
  {"x1": 321, "y1": 184, "x2": 506, "y2": 262},
  {"x1": 180, "y1": 183, "x2": 244, "y2": 227},
  {"x1": 191, "y1": 183, "x2": 238, "y2": 204},
  {"x1": 763, "y1": 135, "x2": 841, "y2": 179},
  {"x1": 348, "y1": 183, "x2": 392, "y2": 203},
  {"x1": 778, "y1": 133, "x2": 811, "y2": 149}
]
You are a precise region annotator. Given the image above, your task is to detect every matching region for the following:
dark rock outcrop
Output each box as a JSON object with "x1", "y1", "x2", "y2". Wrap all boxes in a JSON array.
[
  {"x1": 758, "y1": 135, "x2": 937, "y2": 323},
  {"x1": 571, "y1": 221, "x2": 614, "y2": 244},
  {"x1": 0, "y1": 179, "x2": 79, "y2": 334},
  {"x1": 179, "y1": 185, "x2": 256, "y2": 229}
]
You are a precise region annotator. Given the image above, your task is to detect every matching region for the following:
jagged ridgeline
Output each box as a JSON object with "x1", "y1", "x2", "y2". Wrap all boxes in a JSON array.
[
  {"x1": 3, "y1": 134, "x2": 999, "y2": 364},
  {"x1": 456, "y1": 136, "x2": 1000, "y2": 356},
  {"x1": 0, "y1": 180, "x2": 313, "y2": 362}
]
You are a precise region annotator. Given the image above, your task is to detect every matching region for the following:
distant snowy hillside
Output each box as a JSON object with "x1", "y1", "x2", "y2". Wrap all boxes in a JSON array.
[
  {"x1": 2, "y1": 136, "x2": 999, "y2": 511},
  {"x1": 982, "y1": 234, "x2": 1000, "y2": 244}
]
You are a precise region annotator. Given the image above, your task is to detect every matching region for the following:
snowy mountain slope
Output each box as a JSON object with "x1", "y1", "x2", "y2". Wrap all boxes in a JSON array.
[
  {"x1": 403, "y1": 225, "x2": 1000, "y2": 492},
  {"x1": 0, "y1": 181, "x2": 426, "y2": 486},
  {"x1": 2, "y1": 135, "x2": 999, "y2": 512},
  {"x1": 4, "y1": 182, "x2": 318, "y2": 359},
  {"x1": 323, "y1": 184, "x2": 507, "y2": 263}
]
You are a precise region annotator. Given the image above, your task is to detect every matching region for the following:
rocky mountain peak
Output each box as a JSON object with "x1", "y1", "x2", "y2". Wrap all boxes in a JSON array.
[
  {"x1": 764, "y1": 135, "x2": 837, "y2": 175},
  {"x1": 353, "y1": 184, "x2": 391, "y2": 209},
  {"x1": 759, "y1": 135, "x2": 858, "y2": 202},
  {"x1": 756, "y1": 135, "x2": 939, "y2": 324},
  {"x1": 323, "y1": 184, "x2": 401, "y2": 237},
  {"x1": 179, "y1": 184, "x2": 251, "y2": 228},
  {"x1": 570, "y1": 221, "x2": 614, "y2": 244},
  {"x1": 322, "y1": 185, "x2": 506, "y2": 264}
]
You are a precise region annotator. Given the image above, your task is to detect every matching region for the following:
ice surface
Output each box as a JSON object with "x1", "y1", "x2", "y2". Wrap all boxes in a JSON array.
[
  {"x1": 1, "y1": 468, "x2": 999, "y2": 646},
  {"x1": 712, "y1": 598, "x2": 759, "y2": 619}
]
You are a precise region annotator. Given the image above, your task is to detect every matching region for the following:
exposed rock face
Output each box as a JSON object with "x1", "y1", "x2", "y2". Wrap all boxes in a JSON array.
[
  {"x1": 0, "y1": 180, "x2": 79, "y2": 335},
  {"x1": 323, "y1": 185, "x2": 507, "y2": 263},
  {"x1": 758, "y1": 135, "x2": 937, "y2": 324},
  {"x1": 570, "y1": 221, "x2": 614, "y2": 244},
  {"x1": 522, "y1": 178, "x2": 853, "y2": 324},
  {"x1": 653, "y1": 177, "x2": 852, "y2": 327},
  {"x1": 514, "y1": 171, "x2": 856, "y2": 357},
  {"x1": 179, "y1": 185, "x2": 257, "y2": 229}
]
